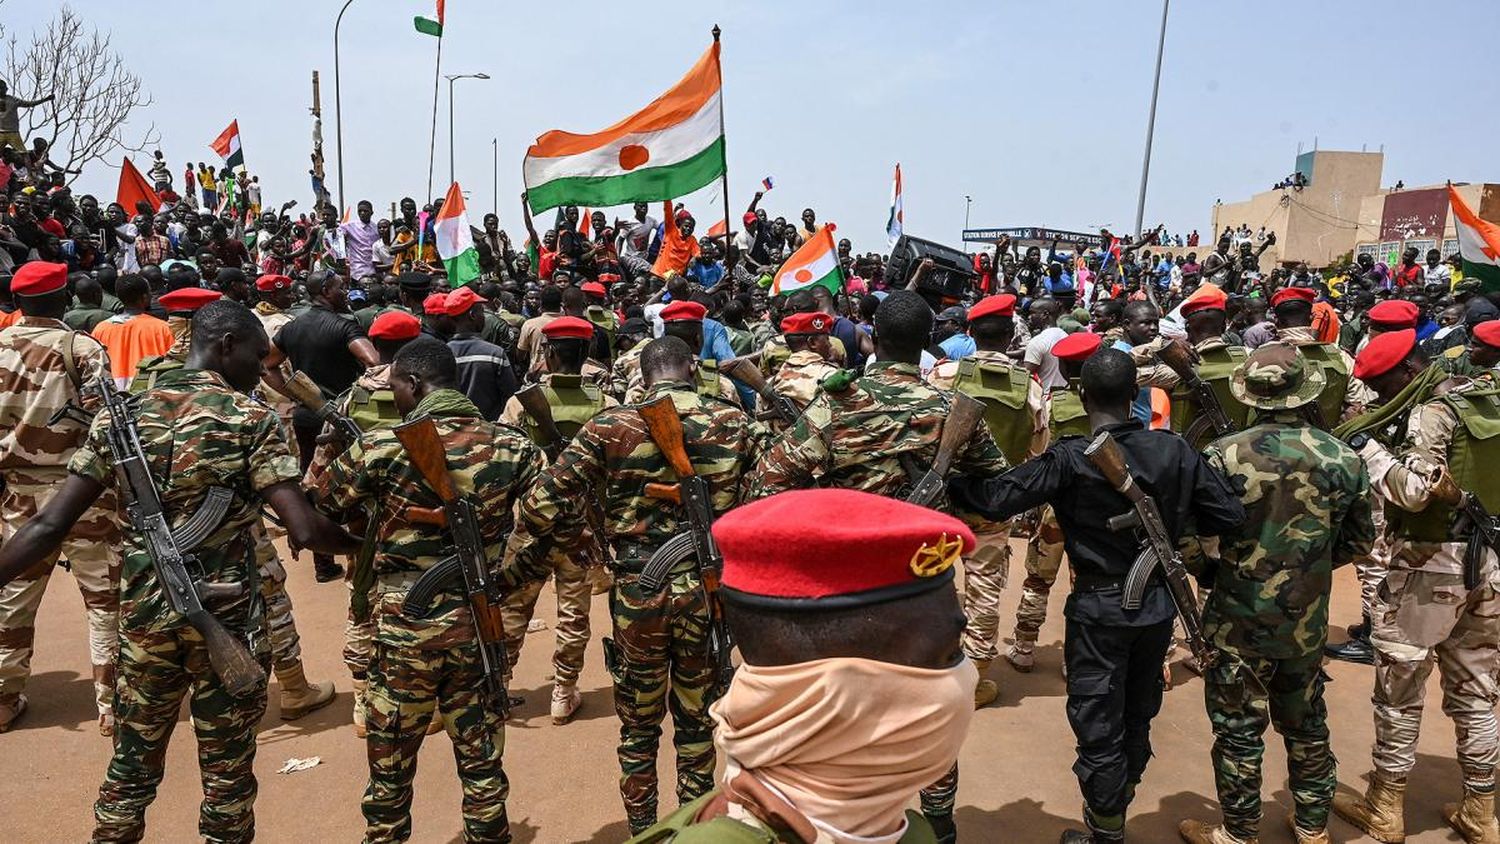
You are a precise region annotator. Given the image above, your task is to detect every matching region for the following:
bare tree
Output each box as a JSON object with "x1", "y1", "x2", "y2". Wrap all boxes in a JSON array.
[{"x1": 4, "y1": 4, "x2": 157, "y2": 181}]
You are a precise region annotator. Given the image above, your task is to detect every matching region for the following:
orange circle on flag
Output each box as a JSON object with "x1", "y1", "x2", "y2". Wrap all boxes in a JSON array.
[
  {"x1": 619, "y1": 145, "x2": 650, "y2": 171},
  {"x1": 794, "y1": 268, "x2": 813, "y2": 283}
]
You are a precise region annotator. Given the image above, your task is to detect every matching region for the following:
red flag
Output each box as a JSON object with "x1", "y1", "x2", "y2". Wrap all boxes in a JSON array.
[
  {"x1": 117, "y1": 158, "x2": 162, "y2": 214},
  {"x1": 706, "y1": 218, "x2": 727, "y2": 238}
]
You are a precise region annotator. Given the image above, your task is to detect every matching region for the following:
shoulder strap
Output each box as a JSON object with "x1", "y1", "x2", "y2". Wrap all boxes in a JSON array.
[{"x1": 60, "y1": 331, "x2": 82, "y2": 394}]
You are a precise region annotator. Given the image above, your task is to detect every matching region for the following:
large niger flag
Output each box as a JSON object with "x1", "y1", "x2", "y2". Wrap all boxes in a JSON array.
[
  {"x1": 523, "y1": 43, "x2": 724, "y2": 214},
  {"x1": 1450, "y1": 185, "x2": 1500, "y2": 292},
  {"x1": 434, "y1": 182, "x2": 481, "y2": 287},
  {"x1": 772, "y1": 225, "x2": 843, "y2": 296}
]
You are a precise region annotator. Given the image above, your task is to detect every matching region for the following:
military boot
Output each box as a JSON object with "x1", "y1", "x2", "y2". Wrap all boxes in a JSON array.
[
  {"x1": 551, "y1": 683, "x2": 581, "y2": 724},
  {"x1": 1288, "y1": 816, "x2": 1329, "y2": 844},
  {"x1": 0, "y1": 693, "x2": 27, "y2": 733},
  {"x1": 924, "y1": 812, "x2": 956, "y2": 844},
  {"x1": 1324, "y1": 616, "x2": 1374, "y2": 665},
  {"x1": 973, "y1": 659, "x2": 999, "y2": 708},
  {"x1": 351, "y1": 679, "x2": 367, "y2": 738},
  {"x1": 313, "y1": 553, "x2": 344, "y2": 583},
  {"x1": 1444, "y1": 785, "x2": 1500, "y2": 844},
  {"x1": 276, "y1": 663, "x2": 337, "y2": 720},
  {"x1": 1006, "y1": 641, "x2": 1035, "y2": 672},
  {"x1": 1177, "y1": 819, "x2": 1257, "y2": 844},
  {"x1": 1333, "y1": 773, "x2": 1406, "y2": 843},
  {"x1": 1059, "y1": 808, "x2": 1125, "y2": 843}
]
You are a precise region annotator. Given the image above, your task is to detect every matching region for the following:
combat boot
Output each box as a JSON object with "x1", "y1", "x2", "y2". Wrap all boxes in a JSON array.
[
  {"x1": 1006, "y1": 642, "x2": 1035, "y2": 672},
  {"x1": 973, "y1": 659, "x2": 999, "y2": 708},
  {"x1": 1287, "y1": 816, "x2": 1328, "y2": 844},
  {"x1": 1059, "y1": 808, "x2": 1125, "y2": 843},
  {"x1": 1332, "y1": 772, "x2": 1406, "y2": 843},
  {"x1": 550, "y1": 683, "x2": 581, "y2": 724},
  {"x1": 1444, "y1": 785, "x2": 1500, "y2": 844},
  {"x1": 0, "y1": 693, "x2": 27, "y2": 733},
  {"x1": 1177, "y1": 819, "x2": 1257, "y2": 844},
  {"x1": 1324, "y1": 616, "x2": 1375, "y2": 665},
  {"x1": 275, "y1": 663, "x2": 337, "y2": 720},
  {"x1": 351, "y1": 679, "x2": 367, "y2": 738},
  {"x1": 313, "y1": 553, "x2": 344, "y2": 583}
]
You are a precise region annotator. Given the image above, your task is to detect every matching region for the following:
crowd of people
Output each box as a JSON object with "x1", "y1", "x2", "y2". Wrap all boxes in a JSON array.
[{"x1": 3, "y1": 126, "x2": 1500, "y2": 844}]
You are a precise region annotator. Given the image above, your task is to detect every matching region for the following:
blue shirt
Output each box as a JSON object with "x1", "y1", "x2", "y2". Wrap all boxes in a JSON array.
[
  {"x1": 701, "y1": 317, "x2": 755, "y2": 406},
  {"x1": 686, "y1": 259, "x2": 725, "y2": 290},
  {"x1": 939, "y1": 333, "x2": 977, "y2": 361},
  {"x1": 1044, "y1": 271, "x2": 1075, "y2": 296},
  {"x1": 1112, "y1": 339, "x2": 1153, "y2": 425}
]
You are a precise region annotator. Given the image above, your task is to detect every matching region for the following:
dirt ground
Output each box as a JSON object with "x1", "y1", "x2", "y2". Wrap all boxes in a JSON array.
[{"x1": 0, "y1": 539, "x2": 1481, "y2": 842}]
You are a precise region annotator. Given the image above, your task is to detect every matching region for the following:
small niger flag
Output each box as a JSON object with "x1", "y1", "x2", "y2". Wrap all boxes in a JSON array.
[
  {"x1": 772, "y1": 225, "x2": 844, "y2": 296},
  {"x1": 117, "y1": 158, "x2": 162, "y2": 214}
]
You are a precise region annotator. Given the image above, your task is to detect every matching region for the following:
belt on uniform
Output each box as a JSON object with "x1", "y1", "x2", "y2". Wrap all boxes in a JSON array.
[
  {"x1": 375, "y1": 571, "x2": 424, "y2": 594},
  {"x1": 1073, "y1": 572, "x2": 1126, "y2": 593}
]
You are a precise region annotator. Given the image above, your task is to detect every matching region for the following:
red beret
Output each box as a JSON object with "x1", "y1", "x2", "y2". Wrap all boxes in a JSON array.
[
  {"x1": 255, "y1": 273, "x2": 292, "y2": 292},
  {"x1": 742, "y1": 212, "x2": 757, "y2": 225},
  {"x1": 422, "y1": 292, "x2": 450, "y2": 315},
  {"x1": 661, "y1": 300, "x2": 707, "y2": 323},
  {"x1": 1473, "y1": 320, "x2": 1500, "y2": 348},
  {"x1": 1181, "y1": 288, "x2": 1228, "y2": 316},
  {"x1": 969, "y1": 294, "x2": 1017, "y2": 321},
  {"x1": 1052, "y1": 331, "x2": 1102, "y2": 362},
  {"x1": 597, "y1": 273, "x2": 621, "y2": 283},
  {"x1": 580, "y1": 281, "x2": 607, "y2": 296},
  {"x1": 541, "y1": 315, "x2": 596, "y2": 341},
  {"x1": 1269, "y1": 286, "x2": 1316, "y2": 308},
  {"x1": 368, "y1": 310, "x2": 421, "y2": 341},
  {"x1": 713, "y1": 489, "x2": 975, "y2": 608},
  {"x1": 1368, "y1": 300, "x2": 1419, "y2": 330},
  {"x1": 1353, "y1": 328, "x2": 1417, "y2": 380},
  {"x1": 443, "y1": 286, "x2": 486, "y2": 317},
  {"x1": 158, "y1": 287, "x2": 222, "y2": 313},
  {"x1": 10, "y1": 261, "x2": 68, "y2": 297},
  {"x1": 780, "y1": 311, "x2": 833, "y2": 335}
]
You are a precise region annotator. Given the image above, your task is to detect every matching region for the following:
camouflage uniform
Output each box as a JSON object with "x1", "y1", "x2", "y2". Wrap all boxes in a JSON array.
[
  {"x1": 757, "y1": 348, "x2": 838, "y2": 430},
  {"x1": 496, "y1": 373, "x2": 617, "y2": 693},
  {"x1": 72, "y1": 367, "x2": 300, "y2": 843},
  {"x1": 0, "y1": 317, "x2": 122, "y2": 725},
  {"x1": 1200, "y1": 407, "x2": 1373, "y2": 840},
  {"x1": 504, "y1": 381, "x2": 763, "y2": 833},
  {"x1": 313, "y1": 387, "x2": 544, "y2": 843},
  {"x1": 612, "y1": 341, "x2": 742, "y2": 406}
]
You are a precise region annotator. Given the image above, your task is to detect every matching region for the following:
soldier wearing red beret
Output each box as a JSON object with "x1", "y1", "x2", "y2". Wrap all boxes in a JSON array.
[
  {"x1": 1466, "y1": 319, "x2": 1500, "y2": 373},
  {"x1": 757, "y1": 311, "x2": 839, "y2": 431},
  {"x1": 1168, "y1": 285, "x2": 1254, "y2": 451},
  {"x1": 613, "y1": 297, "x2": 742, "y2": 407}
]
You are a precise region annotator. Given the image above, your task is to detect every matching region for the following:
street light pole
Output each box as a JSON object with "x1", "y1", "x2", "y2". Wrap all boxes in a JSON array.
[
  {"x1": 1133, "y1": 0, "x2": 1170, "y2": 239},
  {"x1": 333, "y1": 0, "x2": 357, "y2": 214},
  {"x1": 444, "y1": 72, "x2": 490, "y2": 188},
  {"x1": 492, "y1": 137, "x2": 498, "y2": 219}
]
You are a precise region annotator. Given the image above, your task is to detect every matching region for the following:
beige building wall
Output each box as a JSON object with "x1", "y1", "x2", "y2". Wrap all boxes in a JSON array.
[{"x1": 1210, "y1": 150, "x2": 1383, "y2": 268}]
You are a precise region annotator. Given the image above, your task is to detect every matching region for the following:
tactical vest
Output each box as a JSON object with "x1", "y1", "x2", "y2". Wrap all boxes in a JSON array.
[
  {"x1": 347, "y1": 383, "x2": 402, "y2": 432},
  {"x1": 952, "y1": 357, "x2": 1033, "y2": 466},
  {"x1": 586, "y1": 306, "x2": 618, "y2": 356},
  {"x1": 1169, "y1": 343, "x2": 1251, "y2": 441},
  {"x1": 696, "y1": 360, "x2": 725, "y2": 400},
  {"x1": 128, "y1": 355, "x2": 183, "y2": 394},
  {"x1": 1049, "y1": 382, "x2": 1091, "y2": 439},
  {"x1": 521, "y1": 374, "x2": 606, "y2": 445},
  {"x1": 761, "y1": 336, "x2": 790, "y2": 376},
  {"x1": 1388, "y1": 387, "x2": 1500, "y2": 543},
  {"x1": 1297, "y1": 342, "x2": 1352, "y2": 428}
]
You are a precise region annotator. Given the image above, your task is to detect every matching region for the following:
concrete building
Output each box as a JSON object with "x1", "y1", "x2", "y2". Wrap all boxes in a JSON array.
[{"x1": 1351, "y1": 181, "x2": 1500, "y2": 265}]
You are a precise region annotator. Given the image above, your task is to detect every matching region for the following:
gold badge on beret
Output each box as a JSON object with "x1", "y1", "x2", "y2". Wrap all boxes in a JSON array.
[{"x1": 909, "y1": 533, "x2": 963, "y2": 578}]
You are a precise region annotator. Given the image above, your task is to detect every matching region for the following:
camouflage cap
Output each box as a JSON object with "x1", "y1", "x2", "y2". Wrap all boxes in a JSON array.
[{"x1": 1229, "y1": 342, "x2": 1325, "y2": 410}]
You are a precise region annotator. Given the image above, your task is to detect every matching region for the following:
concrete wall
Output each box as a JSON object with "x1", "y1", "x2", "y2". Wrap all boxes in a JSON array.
[{"x1": 1209, "y1": 150, "x2": 1384, "y2": 268}]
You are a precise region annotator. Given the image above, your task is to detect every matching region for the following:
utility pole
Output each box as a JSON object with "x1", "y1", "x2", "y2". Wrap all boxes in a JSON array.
[{"x1": 1133, "y1": 0, "x2": 1170, "y2": 239}]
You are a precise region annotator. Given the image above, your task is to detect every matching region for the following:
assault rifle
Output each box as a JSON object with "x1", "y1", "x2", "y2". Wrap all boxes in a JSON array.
[
  {"x1": 1157, "y1": 340, "x2": 1234, "y2": 445},
  {"x1": 394, "y1": 416, "x2": 511, "y2": 716},
  {"x1": 281, "y1": 371, "x2": 361, "y2": 446},
  {"x1": 92, "y1": 374, "x2": 263, "y2": 697},
  {"x1": 720, "y1": 357, "x2": 799, "y2": 426},
  {"x1": 904, "y1": 392, "x2": 987, "y2": 508},
  {"x1": 1433, "y1": 471, "x2": 1500, "y2": 591}
]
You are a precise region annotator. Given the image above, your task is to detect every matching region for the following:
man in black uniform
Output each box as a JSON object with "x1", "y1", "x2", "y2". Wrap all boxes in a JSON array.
[{"x1": 949, "y1": 349, "x2": 1245, "y2": 843}]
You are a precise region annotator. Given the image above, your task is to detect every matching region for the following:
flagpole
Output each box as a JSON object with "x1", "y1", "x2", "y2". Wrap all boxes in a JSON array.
[
  {"x1": 426, "y1": 31, "x2": 444, "y2": 203},
  {"x1": 712, "y1": 25, "x2": 731, "y2": 259}
]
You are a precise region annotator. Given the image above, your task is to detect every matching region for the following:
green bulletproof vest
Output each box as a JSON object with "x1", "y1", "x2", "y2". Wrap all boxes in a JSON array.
[
  {"x1": 1169, "y1": 343, "x2": 1251, "y2": 445},
  {"x1": 1049, "y1": 382, "x2": 1091, "y2": 440},
  {"x1": 629, "y1": 792, "x2": 939, "y2": 844},
  {"x1": 521, "y1": 374, "x2": 607, "y2": 445},
  {"x1": 128, "y1": 354, "x2": 183, "y2": 394},
  {"x1": 586, "y1": 306, "x2": 618, "y2": 357},
  {"x1": 1297, "y1": 342, "x2": 1352, "y2": 429},
  {"x1": 762, "y1": 336, "x2": 790, "y2": 376},
  {"x1": 347, "y1": 383, "x2": 402, "y2": 432},
  {"x1": 1388, "y1": 386, "x2": 1500, "y2": 543},
  {"x1": 696, "y1": 360, "x2": 724, "y2": 400},
  {"x1": 952, "y1": 357, "x2": 1033, "y2": 466}
]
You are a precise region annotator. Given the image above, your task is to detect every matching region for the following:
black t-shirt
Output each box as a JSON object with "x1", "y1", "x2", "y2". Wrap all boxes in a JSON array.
[{"x1": 276, "y1": 304, "x2": 365, "y2": 429}]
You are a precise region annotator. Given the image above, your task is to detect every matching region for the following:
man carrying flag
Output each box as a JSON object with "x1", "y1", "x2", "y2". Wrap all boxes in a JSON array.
[
  {"x1": 433, "y1": 182, "x2": 482, "y2": 288},
  {"x1": 210, "y1": 120, "x2": 244, "y2": 171}
]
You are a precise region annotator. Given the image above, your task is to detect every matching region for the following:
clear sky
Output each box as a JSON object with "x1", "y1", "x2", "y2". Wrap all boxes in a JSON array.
[{"x1": 13, "y1": 0, "x2": 1500, "y2": 252}]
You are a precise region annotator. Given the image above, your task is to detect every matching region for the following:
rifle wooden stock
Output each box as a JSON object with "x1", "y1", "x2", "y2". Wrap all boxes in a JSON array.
[
  {"x1": 934, "y1": 393, "x2": 987, "y2": 477},
  {"x1": 1084, "y1": 429, "x2": 1135, "y2": 497},
  {"x1": 282, "y1": 371, "x2": 330, "y2": 413},
  {"x1": 639, "y1": 396, "x2": 695, "y2": 479},
  {"x1": 1155, "y1": 340, "x2": 1196, "y2": 381},
  {"x1": 721, "y1": 357, "x2": 766, "y2": 392},
  {"x1": 192, "y1": 609, "x2": 266, "y2": 697},
  {"x1": 644, "y1": 482, "x2": 682, "y2": 504},
  {"x1": 407, "y1": 506, "x2": 446, "y2": 527},
  {"x1": 394, "y1": 417, "x2": 458, "y2": 503}
]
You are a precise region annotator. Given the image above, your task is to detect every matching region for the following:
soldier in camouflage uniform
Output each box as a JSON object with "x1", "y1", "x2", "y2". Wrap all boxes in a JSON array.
[
  {"x1": 1176, "y1": 344, "x2": 1374, "y2": 844},
  {"x1": 1334, "y1": 328, "x2": 1500, "y2": 844},
  {"x1": 0, "y1": 261, "x2": 121, "y2": 735},
  {"x1": 0, "y1": 299, "x2": 357, "y2": 843},
  {"x1": 497, "y1": 316, "x2": 617, "y2": 725},
  {"x1": 503, "y1": 336, "x2": 763, "y2": 835},
  {"x1": 612, "y1": 300, "x2": 741, "y2": 406},
  {"x1": 312, "y1": 337, "x2": 544, "y2": 843},
  {"x1": 745, "y1": 291, "x2": 1009, "y2": 844},
  {"x1": 757, "y1": 311, "x2": 839, "y2": 429},
  {"x1": 927, "y1": 294, "x2": 1047, "y2": 707}
]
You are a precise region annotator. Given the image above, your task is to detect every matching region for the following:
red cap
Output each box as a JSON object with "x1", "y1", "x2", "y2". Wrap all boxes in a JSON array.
[
  {"x1": 422, "y1": 292, "x2": 450, "y2": 315},
  {"x1": 368, "y1": 310, "x2": 421, "y2": 341},
  {"x1": 742, "y1": 212, "x2": 757, "y2": 225},
  {"x1": 1180, "y1": 288, "x2": 1228, "y2": 316},
  {"x1": 1474, "y1": 320, "x2": 1500, "y2": 348},
  {"x1": 255, "y1": 273, "x2": 291, "y2": 292},
  {"x1": 1269, "y1": 286, "x2": 1316, "y2": 308},
  {"x1": 1052, "y1": 331, "x2": 1102, "y2": 362},
  {"x1": 541, "y1": 315, "x2": 595, "y2": 341},
  {"x1": 1368, "y1": 299, "x2": 1419, "y2": 330},
  {"x1": 158, "y1": 287, "x2": 222, "y2": 313},
  {"x1": 968, "y1": 294, "x2": 1018, "y2": 321},
  {"x1": 713, "y1": 489, "x2": 975, "y2": 608},
  {"x1": 661, "y1": 300, "x2": 707, "y2": 323},
  {"x1": 580, "y1": 281, "x2": 607, "y2": 296},
  {"x1": 1353, "y1": 328, "x2": 1417, "y2": 380},
  {"x1": 10, "y1": 261, "x2": 67, "y2": 296},
  {"x1": 597, "y1": 273, "x2": 621, "y2": 283},
  {"x1": 443, "y1": 286, "x2": 487, "y2": 317},
  {"x1": 780, "y1": 311, "x2": 833, "y2": 335}
]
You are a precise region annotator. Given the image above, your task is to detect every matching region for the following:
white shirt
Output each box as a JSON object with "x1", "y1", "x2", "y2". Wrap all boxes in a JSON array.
[{"x1": 1024, "y1": 325, "x2": 1069, "y2": 390}]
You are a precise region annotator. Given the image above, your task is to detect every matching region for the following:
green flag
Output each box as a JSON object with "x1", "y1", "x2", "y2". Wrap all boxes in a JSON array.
[{"x1": 413, "y1": 16, "x2": 442, "y2": 37}]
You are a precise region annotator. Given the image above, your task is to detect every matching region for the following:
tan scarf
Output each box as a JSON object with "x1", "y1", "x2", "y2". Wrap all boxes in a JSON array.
[{"x1": 712, "y1": 657, "x2": 976, "y2": 843}]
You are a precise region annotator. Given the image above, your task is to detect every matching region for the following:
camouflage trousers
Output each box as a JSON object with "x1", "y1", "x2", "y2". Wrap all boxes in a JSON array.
[
  {"x1": 605, "y1": 569, "x2": 717, "y2": 832},
  {"x1": 1014, "y1": 505, "x2": 1067, "y2": 652},
  {"x1": 1369, "y1": 570, "x2": 1500, "y2": 787},
  {"x1": 345, "y1": 605, "x2": 376, "y2": 680},
  {"x1": 919, "y1": 763, "x2": 959, "y2": 819},
  {"x1": 94, "y1": 625, "x2": 271, "y2": 843},
  {"x1": 961, "y1": 526, "x2": 1011, "y2": 663},
  {"x1": 1352, "y1": 492, "x2": 1390, "y2": 618},
  {"x1": 1204, "y1": 649, "x2": 1335, "y2": 839},
  {"x1": 364, "y1": 632, "x2": 511, "y2": 842},
  {"x1": 499, "y1": 550, "x2": 593, "y2": 686},
  {"x1": 253, "y1": 524, "x2": 302, "y2": 672},
  {"x1": 0, "y1": 473, "x2": 121, "y2": 716}
]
